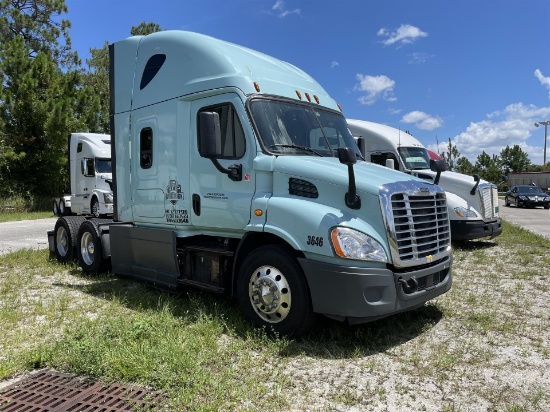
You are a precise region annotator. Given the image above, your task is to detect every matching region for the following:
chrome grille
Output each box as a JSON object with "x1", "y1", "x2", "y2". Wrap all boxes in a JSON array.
[
  {"x1": 380, "y1": 182, "x2": 451, "y2": 268},
  {"x1": 479, "y1": 184, "x2": 499, "y2": 219}
]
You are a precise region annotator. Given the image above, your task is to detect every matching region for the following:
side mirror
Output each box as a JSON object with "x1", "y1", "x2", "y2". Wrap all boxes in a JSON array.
[
  {"x1": 198, "y1": 111, "x2": 222, "y2": 158},
  {"x1": 385, "y1": 158, "x2": 395, "y2": 170},
  {"x1": 429, "y1": 159, "x2": 447, "y2": 185},
  {"x1": 198, "y1": 111, "x2": 242, "y2": 181},
  {"x1": 470, "y1": 173, "x2": 480, "y2": 195},
  {"x1": 338, "y1": 147, "x2": 360, "y2": 209}
]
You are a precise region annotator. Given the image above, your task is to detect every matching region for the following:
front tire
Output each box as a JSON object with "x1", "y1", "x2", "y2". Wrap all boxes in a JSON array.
[
  {"x1": 91, "y1": 197, "x2": 100, "y2": 218},
  {"x1": 505, "y1": 197, "x2": 510, "y2": 207},
  {"x1": 77, "y1": 220, "x2": 108, "y2": 275},
  {"x1": 237, "y1": 245, "x2": 315, "y2": 338},
  {"x1": 53, "y1": 199, "x2": 60, "y2": 216}
]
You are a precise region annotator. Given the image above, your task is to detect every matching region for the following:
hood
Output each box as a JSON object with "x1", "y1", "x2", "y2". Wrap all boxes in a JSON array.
[
  {"x1": 412, "y1": 168, "x2": 489, "y2": 189},
  {"x1": 272, "y1": 156, "x2": 431, "y2": 194}
]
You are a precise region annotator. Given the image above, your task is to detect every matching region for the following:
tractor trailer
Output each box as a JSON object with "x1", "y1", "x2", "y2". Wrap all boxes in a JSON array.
[
  {"x1": 49, "y1": 31, "x2": 452, "y2": 337},
  {"x1": 348, "y1": 119, "x2": 502, "y2": 241},
  {"x1": 53, "y1": 133, "x2": 113, "y2": 217}
]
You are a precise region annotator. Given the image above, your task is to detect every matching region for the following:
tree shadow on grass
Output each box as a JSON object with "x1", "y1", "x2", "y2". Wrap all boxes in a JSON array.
[{"x1": 56, "y1": 269, "x2": 443, "y2": 360}]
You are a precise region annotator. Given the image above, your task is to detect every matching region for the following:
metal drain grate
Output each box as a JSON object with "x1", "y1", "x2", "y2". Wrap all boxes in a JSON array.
[{"x1": 0, "y1": 370, "x2": 165, "y2": 411}]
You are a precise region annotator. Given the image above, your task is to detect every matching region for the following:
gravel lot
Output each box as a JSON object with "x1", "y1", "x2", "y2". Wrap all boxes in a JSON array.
[{"x1": 1, "y1": 216, "x2": 549, "y2": 411}]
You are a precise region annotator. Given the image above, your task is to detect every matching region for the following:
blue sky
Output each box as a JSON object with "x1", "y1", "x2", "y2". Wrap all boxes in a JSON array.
[{"x1": 65, "y1": 0, "x2": 550, "y2": 165}]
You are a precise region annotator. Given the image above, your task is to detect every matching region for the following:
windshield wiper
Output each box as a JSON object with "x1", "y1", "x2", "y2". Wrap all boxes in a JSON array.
[{"x1": 270, "y1": 144, "x2": 323, "y2": 157}]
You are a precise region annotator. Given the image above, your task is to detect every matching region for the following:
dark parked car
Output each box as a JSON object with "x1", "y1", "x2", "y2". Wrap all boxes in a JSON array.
[{"x1": 505, "y1": 185, "x2": 550, "y2": 209}]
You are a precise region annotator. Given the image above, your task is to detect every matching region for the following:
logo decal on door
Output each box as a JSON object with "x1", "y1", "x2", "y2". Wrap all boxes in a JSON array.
[{"x1": 166, "y1": 179, "x2": 183, "y2": 205}]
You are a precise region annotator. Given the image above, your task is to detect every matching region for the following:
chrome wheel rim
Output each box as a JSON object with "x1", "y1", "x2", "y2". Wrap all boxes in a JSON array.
[
  {"x1": 80, "y1": 232, "x2": 95, "y2": 266},
  {"x1": 56, "y1": 227, "x2": 69, "y2": 256},
  {"x1": 249, "y1": 265, "x2": 291, "y2": 323}
]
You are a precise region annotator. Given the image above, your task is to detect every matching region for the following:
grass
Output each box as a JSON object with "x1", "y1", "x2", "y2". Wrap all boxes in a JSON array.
[
  {"x1": 0, "y1": 211, "x2": 53, "y2": 222},
  {"x1": 1, "y1": 219, "x2": 550, "y2": 411}
]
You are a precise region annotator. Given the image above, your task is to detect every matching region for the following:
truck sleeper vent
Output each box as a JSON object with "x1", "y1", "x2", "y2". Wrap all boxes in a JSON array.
[
  {"x1": 288, "y1": 178, "x2": 318, "y2": 198},
  {"x1": 391, "y1": 192, "x2": 450, "y2": 261}
]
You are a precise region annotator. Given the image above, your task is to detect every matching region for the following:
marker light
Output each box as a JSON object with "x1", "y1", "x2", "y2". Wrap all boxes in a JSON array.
[
  {"x1": 295, "y1": 90, "x2": 302, "y2": 100},
  {"x1": 314, "y1": 95, "x2": 319, "y2": 104},
  {"x1": 254, "y1": 209, "x2": 263, "y2": 216},
  {"x1": 254, "y1": 82, "x2": 261, "y2": 92},
  {"x1": 337, "y1": 103, "x2": 343, "y2": 112},
  {"x1": 305, "y1": 93, "x2": 311, "y2": 102}
]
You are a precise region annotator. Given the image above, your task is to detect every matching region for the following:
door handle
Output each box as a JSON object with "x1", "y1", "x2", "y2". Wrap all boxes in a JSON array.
[{"x1": 192, "y1": 194, "x2": 201, "y2": 216}]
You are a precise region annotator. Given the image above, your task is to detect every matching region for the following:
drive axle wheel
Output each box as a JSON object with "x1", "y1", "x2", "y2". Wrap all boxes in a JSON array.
[
  {"x1": 53, "y1": 217, "x2": 86, "y2": 263},
  {"x1": 77, "y1": 220, "x2": 109, "y2": 275},
  {"x1": 237, "y1": 245, "x2": 315, "y2": 338}
]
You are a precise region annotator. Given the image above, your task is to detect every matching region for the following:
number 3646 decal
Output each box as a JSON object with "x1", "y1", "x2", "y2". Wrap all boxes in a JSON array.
[{"x1": 306, "y1": 236, "x2": 324, "y2": 247}]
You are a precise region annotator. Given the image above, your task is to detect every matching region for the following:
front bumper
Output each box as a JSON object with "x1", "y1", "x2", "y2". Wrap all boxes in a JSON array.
[
  {"x1": 298, "y1": 255, "x2": 452, "y2": 324},
  {"x1": 450, "y1": 218, "x2": 502, "y2": 241},
  {"x1": 518, "y1": 199, "x2": 550, "y2": 208}
]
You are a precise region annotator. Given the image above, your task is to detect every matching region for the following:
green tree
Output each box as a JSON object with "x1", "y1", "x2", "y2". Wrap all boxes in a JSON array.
[
  {"x1": 474, "y1": 151, "x2": 502, "y2": 185},
  {"x1": 440, "y1": 138, "x2": 461, "y2": 171},
  {"x1": 455, "y1": 156, "x2": 475, "y2": 176},
  {"x1": 131, "y1": 21, "x2": 163, "y2": 36},
  {"x1": 0, "y1": 0, "x2": 79, "y2": 68},
  {"x1": 0, "y1": 0, "x2": 96, "y2": 197},
  {"x1": 499, "y1": 145, "x2": 530, "y2": 174}
]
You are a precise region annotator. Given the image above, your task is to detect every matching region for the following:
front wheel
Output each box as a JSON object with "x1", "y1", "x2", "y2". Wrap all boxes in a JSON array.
[
  {"x1": 91, "y1": 197, "x2": 100, "y2": 218},
  {"x1": 505, "y1": 197, "x2": 510, "y2": 207},
  {"x1": 237, "y1": 245, "x2": 315, "y2": 338},
  {"x1": 53, "y1": 199, "x2": 60, "y2": 216},
  {"x1": 77, "y1": 220, "x2": 109, "y2": 275}
]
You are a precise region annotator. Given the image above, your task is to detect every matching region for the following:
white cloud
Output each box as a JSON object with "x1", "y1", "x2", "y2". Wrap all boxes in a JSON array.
[
  {"x1": 354, "y1": 74, "x2": 396, "y2": 105},
  {"x1": 535, "y1": 69, "x2": 550, "y2": 98},
  {"x1": 377, "y1": 24, "x2": 428, "y2": 47},
  {"x1": 331, "y1": 61, "x2": 339, "y2": 69},
  {"x1": 408, "y1": 52, "x2": 435, "y2": 64},
  {"x1": 441, "y1": 103, "x2": 550, "y2": 165},
  {"x1": 401, "y1": 111, "x2": 442, "y2": 131},
  {"x1": 271, "y1": 1, "x2": 300, "y2": 17}
]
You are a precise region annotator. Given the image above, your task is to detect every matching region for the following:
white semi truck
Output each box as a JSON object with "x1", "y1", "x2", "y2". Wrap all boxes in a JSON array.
[
  {"x1": 53, "y1": 133, "x2": 113, "y2": 217},
  {"x1": 347, "y1": 119, "x2": 502, "y2": 241},
  {"x1": 49, "y1": 31, "x2": 452, "y2": 337}
]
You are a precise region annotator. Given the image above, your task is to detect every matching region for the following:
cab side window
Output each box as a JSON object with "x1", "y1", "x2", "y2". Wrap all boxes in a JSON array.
[
  {"x1": 140, "y1": 127, "x2": 153, "y2": 169},
  {"x1": 199, "y1": 104, "x2": 245, "y2": 159},
  {"x1": 370, "y1": 152, "x2": 400, "y2": 170}
]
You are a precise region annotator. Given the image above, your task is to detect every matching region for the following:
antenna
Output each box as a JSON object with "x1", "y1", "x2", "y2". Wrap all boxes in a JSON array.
[
  {"x1": 436, "y1": 134, "x2": 440, "y2": 154},
  {"x1": 398, "y1": 126, "x2": 401, "y2": 147}
]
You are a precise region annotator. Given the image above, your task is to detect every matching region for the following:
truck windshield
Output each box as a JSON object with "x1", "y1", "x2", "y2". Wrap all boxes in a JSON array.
[
  {"x1": 95, "y1": 158, "x2": 112, "y2": 174},
  {"x1": 397, "y1": 147, "x2": 430, "y2": 170},
  {"x1": 249, "y1": 98, "x2": 362, "y2": 158}
]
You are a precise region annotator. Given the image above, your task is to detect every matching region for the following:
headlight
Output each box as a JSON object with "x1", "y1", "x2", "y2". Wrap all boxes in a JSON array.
[
  {"x1": 330, "y1": 227, "x2": 388, "y2": 262},
  {"x1": 453, "y1": 206, "x2": 478, "y2": 218},
  {"x1": 103, "y1": 192, "x2": 114, "y2": 204},
  {"x1": 519, "y1": 196, "x2": 528, "y2": 200}
]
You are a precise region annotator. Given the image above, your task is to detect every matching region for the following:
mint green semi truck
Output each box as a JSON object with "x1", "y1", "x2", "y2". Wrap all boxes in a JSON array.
[{"x1": 49, "y1": 31, "x2": 452, "y2": 337}]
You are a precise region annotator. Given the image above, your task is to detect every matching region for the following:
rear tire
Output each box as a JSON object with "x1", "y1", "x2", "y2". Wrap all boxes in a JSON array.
[
  {"x1": 237, "y1": 245, "x2": 315, "y2": 338},
  {"x1": 54, "y1": 217, "x2": 86, "y2": 263},
  {"x1": 77, "y1": 220, "x2": 109, "y2": 275}
]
